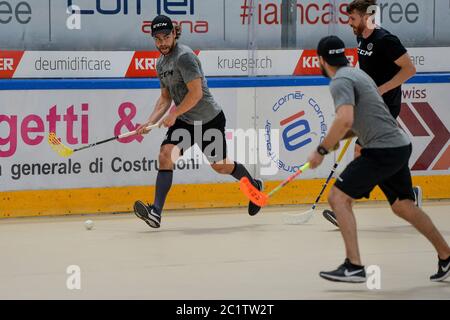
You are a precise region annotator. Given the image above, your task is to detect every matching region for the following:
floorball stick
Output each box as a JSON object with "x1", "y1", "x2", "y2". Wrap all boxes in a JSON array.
[
  {"x1": 48, "y1": 105, "x2": 177, "y2": 158},
  {"x1": 240, "y1": 162, "x2": 311, "y2": 207},
  {"x1": 283, "y1": 138, "x2": 352, "y2": 225},
  {"x1": 48, "y1": 122, "x2": 162, "y2": 158}
]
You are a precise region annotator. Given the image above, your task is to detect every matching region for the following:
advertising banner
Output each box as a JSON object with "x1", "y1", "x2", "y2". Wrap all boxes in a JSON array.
[
  {"x1": 255, "y1": 86, "x2": 336, "y2": 180},
  {"x1": 1, "y1": 1, "x2": 449, "y2": 50},
  {"x1": 0, "y1": 88, "x2": 242, "y2": 192},
  {"x1": 399, "y1": 84, "x2": 450, "y2": 175},
  {"x1": 1, "y1": 81, "x2": 449, "y2": 193},
  {"x1": 1, "y1": 47, "x2": 449, "y2": 79}
]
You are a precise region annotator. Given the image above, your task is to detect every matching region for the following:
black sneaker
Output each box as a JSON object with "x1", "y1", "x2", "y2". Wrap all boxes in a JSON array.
[
  {"x1": 430, "y1": 256, "x2": 450, "y2": 282},
  {"x1": 323, "y1": 209, "x2": 339, "y2": 227},
  {"x1": 133, "y1": 201, "x2": 161, "y2": 229},
  {"x1": 319, "y1": 259, "x2": 366, "y2": 283},
  {"x1": 248, "y1": 179, "x2": 264, "y2": 216}
]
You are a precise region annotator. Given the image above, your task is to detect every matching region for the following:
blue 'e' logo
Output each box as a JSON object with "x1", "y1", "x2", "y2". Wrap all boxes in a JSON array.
[{"x1": 281, "y1": 111, "x2": 312, "y2": 151}]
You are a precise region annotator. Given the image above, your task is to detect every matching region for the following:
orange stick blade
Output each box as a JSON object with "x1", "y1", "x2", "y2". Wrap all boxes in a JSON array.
[{"x1": 239, "y1": 177, "x2": 269, "y2": 207}]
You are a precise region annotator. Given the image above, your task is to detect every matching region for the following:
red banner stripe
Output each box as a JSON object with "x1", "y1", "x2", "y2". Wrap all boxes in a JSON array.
[
  {"x1": 0, "y1": 51, "x2": 24, "y2": 78},
  {"x1": 399, "y1": 103, "x2": 429, "y2": 136}
]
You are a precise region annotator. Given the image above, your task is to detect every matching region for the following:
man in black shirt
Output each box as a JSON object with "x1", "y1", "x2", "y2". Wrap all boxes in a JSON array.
[
  {"x1": 322, "y1": 0, "x2": 422, "y2": 228},
  {"x1": 351, "y1": 0, "x2": 415, "y2": 118}
]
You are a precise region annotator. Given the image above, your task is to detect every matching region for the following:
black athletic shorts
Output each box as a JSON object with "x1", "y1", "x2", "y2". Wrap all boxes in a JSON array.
[
  {"x1": 334, "y1": 144, "x2": 415, "y2": 205},
  {"x1": 161, "y1": 111, "x2": 227, "y2": 164}
]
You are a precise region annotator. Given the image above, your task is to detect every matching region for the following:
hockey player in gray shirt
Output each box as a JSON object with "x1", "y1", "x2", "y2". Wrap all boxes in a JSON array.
[
  {"x1": 134, "y1": 15, "x2": 263, "y2": 229},
  {"x1": 308, "y1": 36, "x2": 450, "y2": 283}
]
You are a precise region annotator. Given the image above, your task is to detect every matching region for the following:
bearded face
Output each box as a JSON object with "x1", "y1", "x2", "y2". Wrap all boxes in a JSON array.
[
  {"x1": 154, "y1": 30, "x2": 176, "y2": 56},
  {"x1": 348, "y1": 11, "x2": 367, "y2": 36}
]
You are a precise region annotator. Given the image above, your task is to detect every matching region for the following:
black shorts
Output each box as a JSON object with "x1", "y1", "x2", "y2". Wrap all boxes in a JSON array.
[
  {"x1": 334, "y1": 144, "x2": 415, "y2": 205},
  {"x1": 161, "y1": 111, "x2": 227, "y2": 164}
]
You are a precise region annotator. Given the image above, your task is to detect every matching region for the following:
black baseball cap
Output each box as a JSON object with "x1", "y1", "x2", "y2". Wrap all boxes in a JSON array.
[
  {"x1": 317, "y1": 36, "x2": 349, "y2": 67},
  {"x1": 151, "y1": 15, "x2": 174, "y2": 37}
]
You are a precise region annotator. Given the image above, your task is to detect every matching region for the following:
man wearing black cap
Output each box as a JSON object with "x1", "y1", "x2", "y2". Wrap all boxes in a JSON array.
[
  {"x1": 307, "y1": 35, "x2": 450, "y2": 283},
  {"x1": 133, "y1": 15, "x2": 263, "y2": 228},
  {"x1": 322, "y1": 0, "x2": 421, "y2": 228}
]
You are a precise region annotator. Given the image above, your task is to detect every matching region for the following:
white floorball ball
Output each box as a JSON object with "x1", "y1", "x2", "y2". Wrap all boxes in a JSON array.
[{"x1": 84, "y1": 220, "x2": 94, "y2": 230}]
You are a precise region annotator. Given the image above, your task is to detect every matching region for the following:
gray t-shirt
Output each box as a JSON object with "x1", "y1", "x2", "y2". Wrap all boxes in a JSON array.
[
  {"x1": 156, "y1": 43, "x2": 222, "y2": 124},
  {"x1": 330, "y1": 66, "x2": 410, "y2": 149}
]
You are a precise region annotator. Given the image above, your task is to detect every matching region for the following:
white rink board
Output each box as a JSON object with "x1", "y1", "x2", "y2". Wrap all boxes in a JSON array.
[
  {"x1": 0, "y1": 89, "x2": 241, "y2": 191},
  {"x1": 0, "y1": 82, "x2": 449, "y2": 192}
]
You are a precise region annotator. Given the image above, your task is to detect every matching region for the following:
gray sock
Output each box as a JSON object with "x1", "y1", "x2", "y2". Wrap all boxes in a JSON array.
[
  {"x1": 230, "y1": 162, "x2": 257, "y2": 186},
  {"x1": 154, "y1": 170, "x2": 173, "y2": 213}
]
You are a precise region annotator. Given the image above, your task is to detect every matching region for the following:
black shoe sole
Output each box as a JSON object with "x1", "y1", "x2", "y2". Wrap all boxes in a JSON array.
[
  {"x1": 322, "y1": 210, "x2": 339, "y2": 228},
  {"x1": 134, "y1": 201, "x2": 160, "y2": 229},
  {"x1": 248, "y1": 179, "x2": 263, "y2": 216}
]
